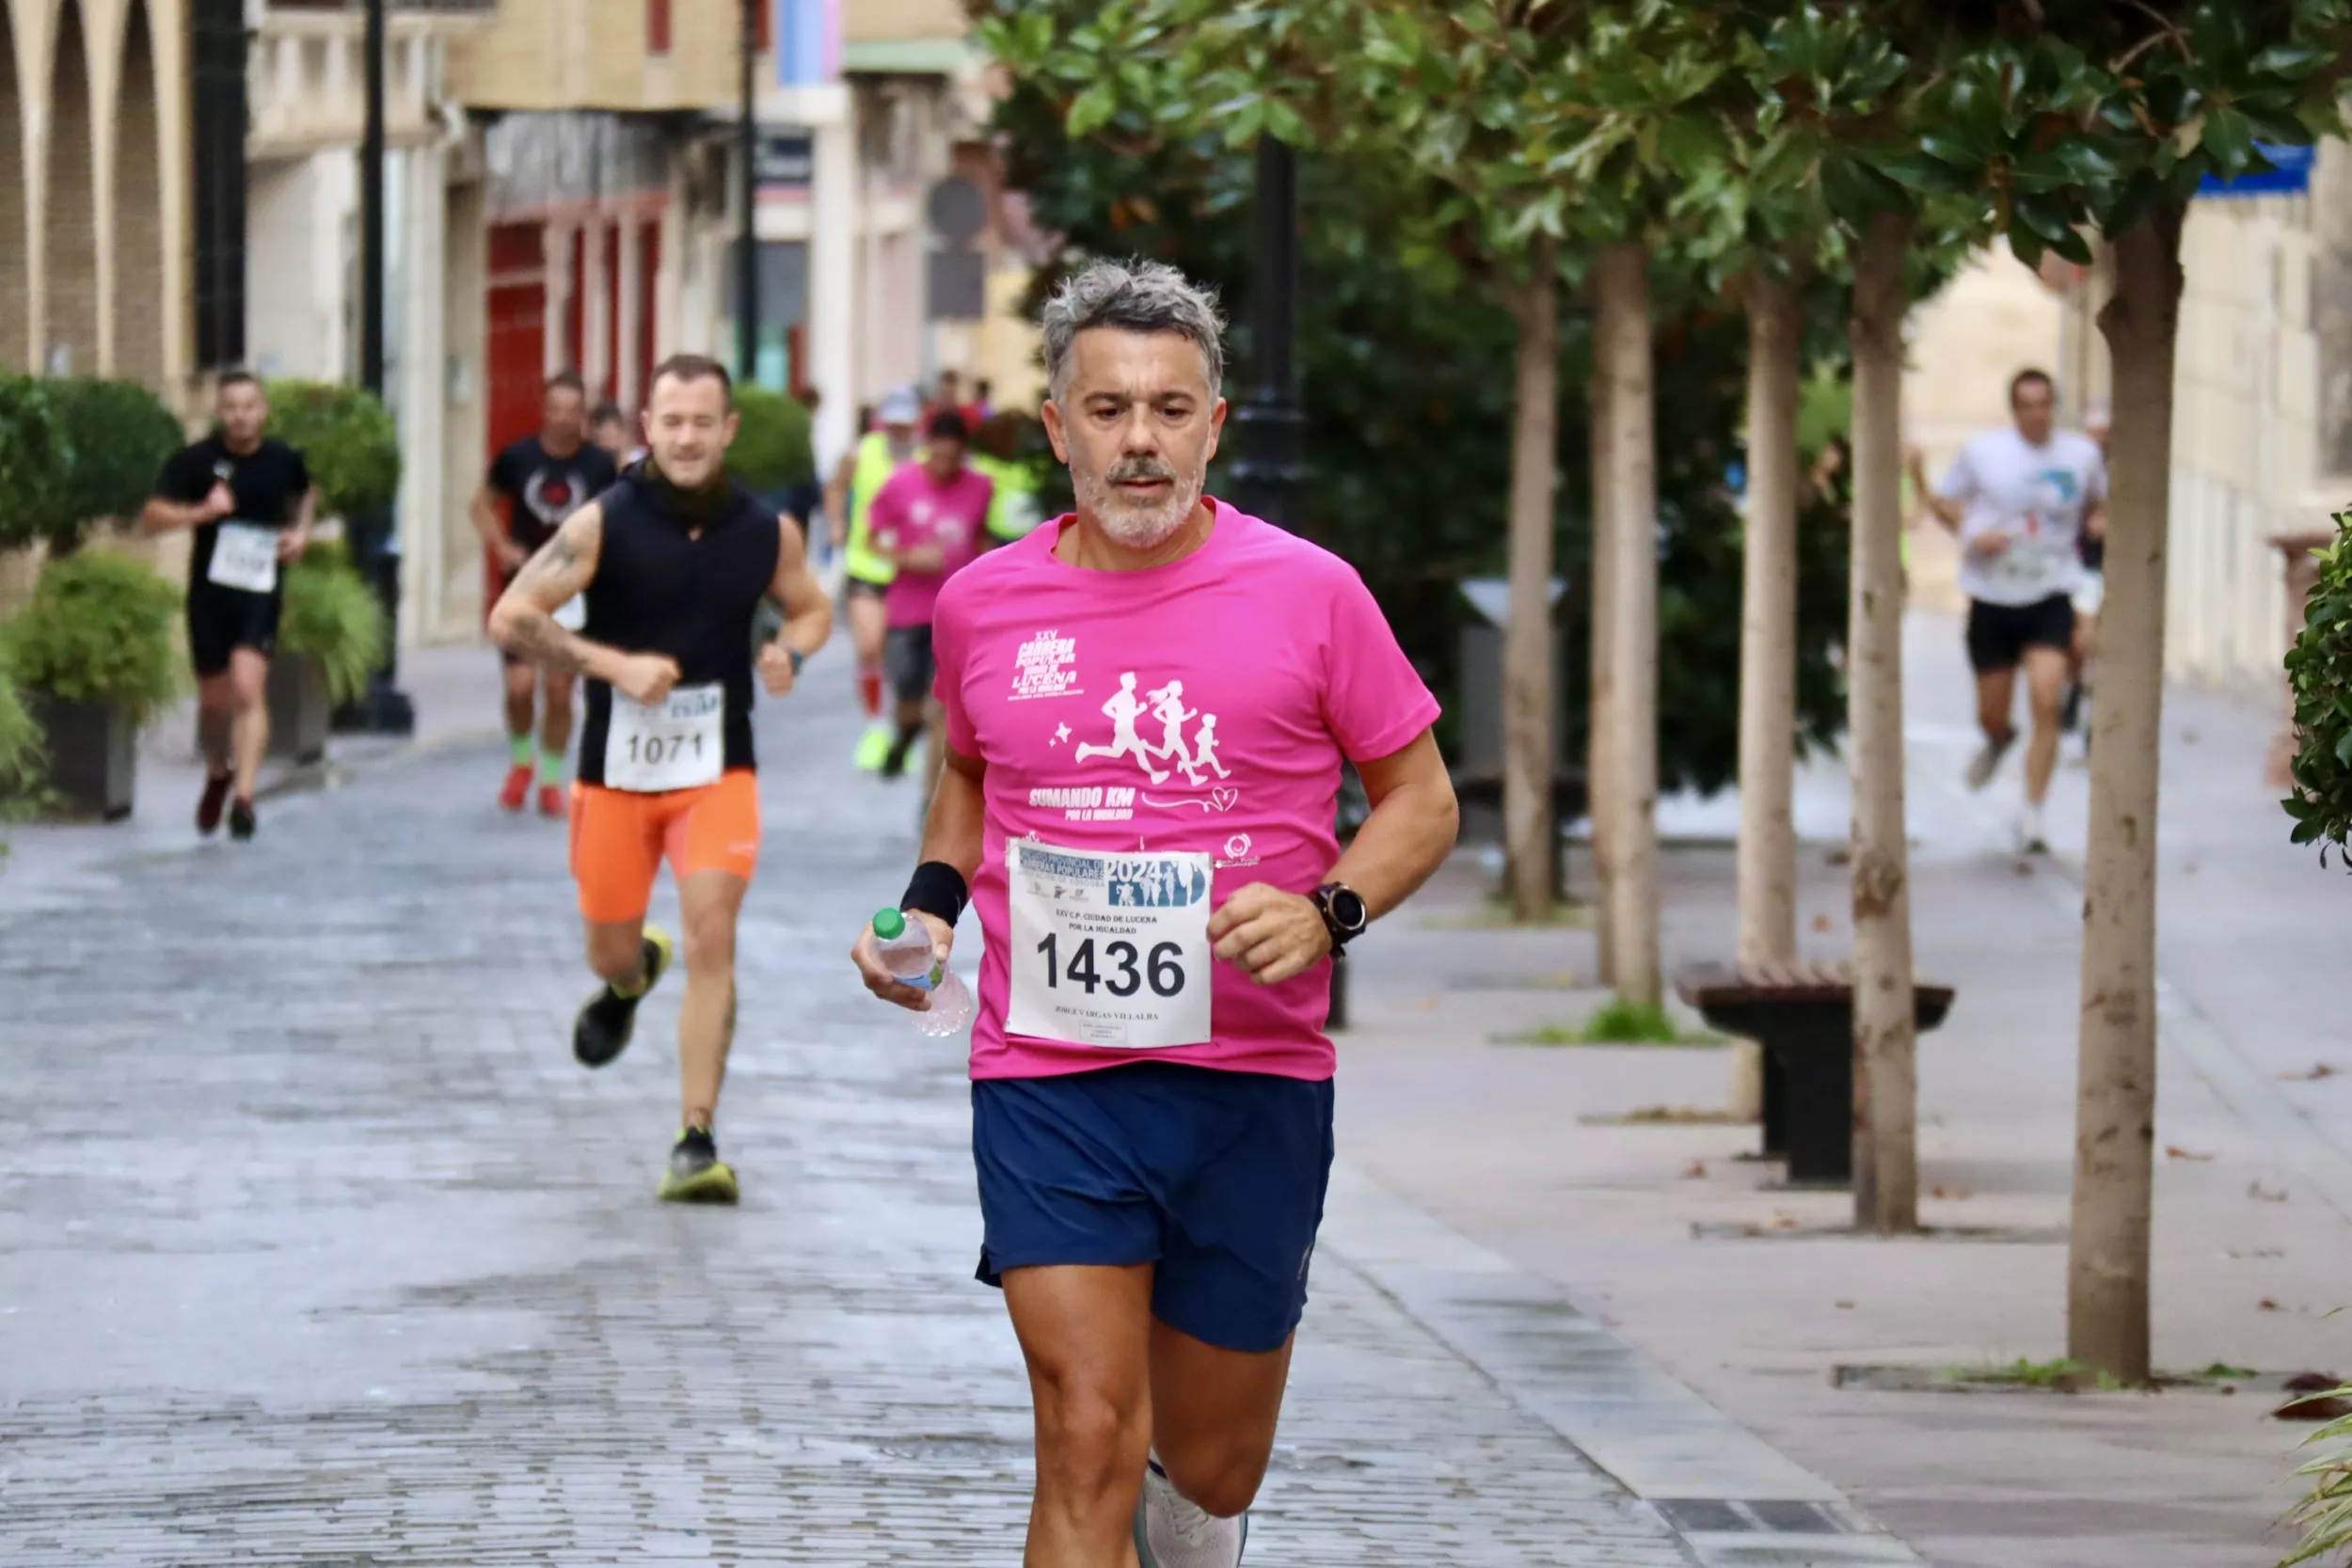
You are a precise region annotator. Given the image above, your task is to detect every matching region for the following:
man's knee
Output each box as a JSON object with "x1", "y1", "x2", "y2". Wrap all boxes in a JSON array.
[
  {"x1": 1157, "y1": 1435, "x2": 1269, "y2": 1519},
  {"x1": 1033, "y1": 1377, "x2": 1149, "y2": 1500},
  {"x1": 683, "y1": 906, "x2": 739, "y2": 974}
]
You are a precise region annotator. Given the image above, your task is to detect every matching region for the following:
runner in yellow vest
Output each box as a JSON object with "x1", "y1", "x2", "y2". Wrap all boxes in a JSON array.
[
  {"x1": 825, "y1": 388, "x2": 923, "y2": 769},
  {"x1": 969, "y1": 412, "x2": 1043, "y2": 544}
]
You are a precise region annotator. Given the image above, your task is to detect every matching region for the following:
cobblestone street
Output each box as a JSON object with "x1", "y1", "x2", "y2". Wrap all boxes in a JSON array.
[{"x1": 0, "y1": 680, "x2": 1701, "y2": 1566}]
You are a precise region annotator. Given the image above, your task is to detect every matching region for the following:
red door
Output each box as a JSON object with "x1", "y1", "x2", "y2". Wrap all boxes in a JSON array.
[
  {"x1": 635, "y1": 220, "x2": 661, "y2": 413},
  {"x1": 602, "y1": 223, "x2": 623, "y2": 403},
  {"x1": 484, "y1": 221, "x2": 548, "y2": 617}
]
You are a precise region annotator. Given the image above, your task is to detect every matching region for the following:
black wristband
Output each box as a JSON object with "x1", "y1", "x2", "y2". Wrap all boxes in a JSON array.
[{"x1": 901, "y1": 861, "x2": 970, "y2": 927}]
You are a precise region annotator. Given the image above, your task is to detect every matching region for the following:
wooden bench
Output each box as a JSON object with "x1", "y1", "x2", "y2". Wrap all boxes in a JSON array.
[{"x1": 1675, "y1": 962, "x2": 1956, "y2": 1187}]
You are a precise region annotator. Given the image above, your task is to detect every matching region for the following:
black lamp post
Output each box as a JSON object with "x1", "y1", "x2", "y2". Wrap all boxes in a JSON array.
[
  {"x1": 337, "y1": 0, "x2": 416, "y2": 735},
  {"x1": 1227, "y1": 137, "x2": 1345, "y2": 1027},
  {"x1": 737, "y1": 0, "x2": 760, "y2": 383}
]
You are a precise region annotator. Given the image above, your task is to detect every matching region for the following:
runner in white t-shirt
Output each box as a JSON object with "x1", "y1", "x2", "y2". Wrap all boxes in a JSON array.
[
  {"x1": 1912, "y1": 368, "x2": 2106, "y2": 853},
  {"x1": 850, "y1": 260, "x2": 1460, "y2": 1568}
]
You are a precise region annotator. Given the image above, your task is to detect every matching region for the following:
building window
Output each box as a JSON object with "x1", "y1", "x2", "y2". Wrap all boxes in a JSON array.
[{"x1": 647, "y1": 0, "x2": 671, "y2": 54}]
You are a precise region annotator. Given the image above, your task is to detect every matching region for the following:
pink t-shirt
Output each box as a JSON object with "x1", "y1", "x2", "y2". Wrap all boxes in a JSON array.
[
  {"x1": 933, "y1": 499, "x2": 1441, "y2": 1083},
  {"x1": 869, "y1": 464, "x2": 994, "y2": 628}
]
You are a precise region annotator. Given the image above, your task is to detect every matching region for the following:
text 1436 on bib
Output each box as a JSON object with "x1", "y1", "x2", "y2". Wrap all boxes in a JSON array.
[
  {"x1": 208, "y1": 523, "x2": 280, "y2": 594},
  {"x1": 604, "y1": 683, "x2": 723, "y2": 792},
  {"x1": 1006, "y1": 839, "x2": 1214, "y2": 1050}
]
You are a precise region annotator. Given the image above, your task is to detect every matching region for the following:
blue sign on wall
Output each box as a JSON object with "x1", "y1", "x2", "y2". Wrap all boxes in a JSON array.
[{"x1": 2199, "y1": 142, "x2": 2315, "y2": 198}]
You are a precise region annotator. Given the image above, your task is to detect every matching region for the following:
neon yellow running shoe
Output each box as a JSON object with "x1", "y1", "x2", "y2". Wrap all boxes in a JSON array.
[
  {"x1": 658, "y1": 1126, "x2": 739, "y2": 1204},
  {"x1": 855, "y1": 723, "x2": 894, "y2": 772}
]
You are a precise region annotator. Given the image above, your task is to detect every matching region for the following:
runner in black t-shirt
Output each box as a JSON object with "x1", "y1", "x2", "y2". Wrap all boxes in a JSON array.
[
  {"x1": 139, "y1": 372, "x2": 317, "y2": 842},
  {"x1": 469, "y1": 372, "x2": 620, "y2": 816}
]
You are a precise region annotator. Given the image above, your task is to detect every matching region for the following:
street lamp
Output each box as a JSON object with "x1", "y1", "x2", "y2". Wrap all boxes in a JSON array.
[
  {"x1": 338, "y1": 0, "x2": 416, "y2": 735},
  {"x1": 1225, "y1": 137, "x2": 1345, "y2": 1027},
  {"x1": 737, "y1": 0, "x2": 760, "y2": 384}
]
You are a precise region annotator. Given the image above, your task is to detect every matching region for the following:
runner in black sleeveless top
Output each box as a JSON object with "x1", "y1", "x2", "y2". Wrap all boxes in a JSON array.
[{"x1": 488, "y1": 354, "x2": 833, "y2": 1204}]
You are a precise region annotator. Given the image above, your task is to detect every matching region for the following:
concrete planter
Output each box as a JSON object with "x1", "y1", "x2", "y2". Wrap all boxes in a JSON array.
[
  {"x1": 30, "y1": 692, "x2": 135, "y2": 822},
  {"x1": 267, "y1": 653, "x2": 331, "y2": 766}
]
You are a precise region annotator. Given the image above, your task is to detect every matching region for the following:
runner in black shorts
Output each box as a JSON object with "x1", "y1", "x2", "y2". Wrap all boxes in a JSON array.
[
  {"x1": 469, "y1": 372, "x2": 620, "y2": 816},
  {"x1": 140, "y1": 372, "x2": 316, "y2": 842},
  {"x1": 1914, "y1": 369, "x2": 2106, "y2": 853}
]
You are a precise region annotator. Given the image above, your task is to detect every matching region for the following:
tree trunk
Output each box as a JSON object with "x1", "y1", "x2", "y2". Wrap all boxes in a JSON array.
[
  {"x1": 1502, "y1": 241, "x2": 1561, "y2": 922},
  {"x1": 1847, "y1": 214, "x2": 1917, "y2": 1234},
  {"x1": 2068, "y1": 202, "x2": 2184, "y2": 1386},
  {"x1": 1593, "y1": 243, "x2": 1660, "y2": 1007},
  {"x1": 1588, "y1": 315, "x2": 1617, "y2": 985},
  {"x1": 1732, "y1": 270, "x2": 1804, "y2": 1119}
]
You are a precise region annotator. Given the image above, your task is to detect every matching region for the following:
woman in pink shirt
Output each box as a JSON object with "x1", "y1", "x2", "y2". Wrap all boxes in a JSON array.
[{"x1": 866, "y1": 410, "x2": 994, "y2": 784}]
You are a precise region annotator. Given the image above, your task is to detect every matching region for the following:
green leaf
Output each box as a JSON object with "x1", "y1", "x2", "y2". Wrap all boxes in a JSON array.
[
  {"x1": 2200, "y1": 107, "x2": 2257, "y2": 172},
  {"x1": 1066, "y1": 83, "x2": 1120, "y2": 139},
  {"x1": 1877, "y1": 152, "x2": 1971, "y2": 195},
  {"x1": 2248, "y1": 43, "x2": 2330, "y2": 81}
]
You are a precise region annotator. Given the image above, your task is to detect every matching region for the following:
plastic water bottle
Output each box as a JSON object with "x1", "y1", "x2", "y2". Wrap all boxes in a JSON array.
[{"x1": 872, "y1": 908, "x2": 975, "y2": 1037}]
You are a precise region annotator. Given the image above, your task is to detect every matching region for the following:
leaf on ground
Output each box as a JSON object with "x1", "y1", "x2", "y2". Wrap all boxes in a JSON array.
[
  {"x1": 2280, "y1": 1062, "x2": 2339, "y2": 1081},
  {"x1": 1811, "y1": 914, "x2": 1834, "y2": 933},
  {"x1": 2261, "y1": 1298, "x2": 2283, "y2": 1311},
  {"x1": 1681, "y1": 1160, "x2": 1708, "y2": 1180},
  {"x1": 1929, "y1": 1184, "x2": 1972, "y2": 1200},
  {"x1": 2165, "y1": 1146, "x2": 2217, "y2": 1162}
]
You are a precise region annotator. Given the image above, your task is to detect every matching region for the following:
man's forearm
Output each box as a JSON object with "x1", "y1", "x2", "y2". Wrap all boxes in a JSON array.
[
  {"x1": 493, "y1": 607, "x2": 625, "y2": 682},
  {"x1": 1327, "y1": 781, "x2": 1459, "y2": 923},
  {"x1": 916, "y1": 760, "x2": 986, "y2": 884},
  {"x1": 469, "y1": 500, "x2": 508, "y2": 554},
  {"x1": 140, "y1": 500, "x2": 205, "y2": 535},
  {"x1": 778, "y1": 600, "x2": 833, "y2": 662}
]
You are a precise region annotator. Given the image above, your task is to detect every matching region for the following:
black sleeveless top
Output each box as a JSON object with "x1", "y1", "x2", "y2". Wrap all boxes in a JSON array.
[{"x1": 576, "y1": 469, "x2": 781, "y2": 786}]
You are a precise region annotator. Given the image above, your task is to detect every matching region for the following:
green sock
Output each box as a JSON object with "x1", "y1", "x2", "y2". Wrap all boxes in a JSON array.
[
  {"x1": 610, "y1": 965, "x2": 650, "y2": 1000},
  {"x1": 538, "y1": 747, "x2": 564, "y2": 786},
  {"x1": 509, "y1": 733, "x2": 532, "y2": 768}
]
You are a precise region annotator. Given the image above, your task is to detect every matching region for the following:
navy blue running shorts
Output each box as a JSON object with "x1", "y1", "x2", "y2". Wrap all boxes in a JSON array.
[{"x1": 971, "y1": 1062, "x2": 1337, "y2": 1354}]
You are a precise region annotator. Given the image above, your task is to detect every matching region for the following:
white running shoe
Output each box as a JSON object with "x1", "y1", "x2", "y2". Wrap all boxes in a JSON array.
[
  {"x1": 1134, "y1": 1458, "x2": 1248, "y2": 1568},
  {"x1": 2015, "y1": 803, "x2": 2049, "y2": 856},
  {"x1": 1966, "y1": 727, "x2": 2017, "y2": 791}
]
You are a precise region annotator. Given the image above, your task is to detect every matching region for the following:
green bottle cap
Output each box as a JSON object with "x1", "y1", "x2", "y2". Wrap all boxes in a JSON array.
[{"x1": 873, "y1": 908, "x2": 907, "y2": 940}]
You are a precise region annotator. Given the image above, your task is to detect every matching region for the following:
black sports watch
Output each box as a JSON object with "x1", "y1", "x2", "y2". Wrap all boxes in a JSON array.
[{"x1": 1312, "y1": 883, "x2": 1369, "y2": 950}]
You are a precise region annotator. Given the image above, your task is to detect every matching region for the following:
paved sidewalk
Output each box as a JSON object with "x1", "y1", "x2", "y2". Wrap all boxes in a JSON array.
[
  {"x1": 0, "y1": 665, "x2": 1882, "y2": 1565},
  {"x1": 0, "y1": 642, "x2": 504, "y2": 918},
  {"x1": 1339, "y1": 612, "x2": 2352, "y2": 1568}
]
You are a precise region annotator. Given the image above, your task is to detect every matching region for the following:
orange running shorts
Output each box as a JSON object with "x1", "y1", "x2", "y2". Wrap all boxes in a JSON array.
[{"x1": 568, "y1": 768, "x2": 761, "y2": 923}]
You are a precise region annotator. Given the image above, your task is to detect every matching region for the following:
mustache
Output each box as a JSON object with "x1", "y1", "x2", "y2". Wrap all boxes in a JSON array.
[{"x1": 1105, "y1": 458, "x2": 1176, "y2": 485}]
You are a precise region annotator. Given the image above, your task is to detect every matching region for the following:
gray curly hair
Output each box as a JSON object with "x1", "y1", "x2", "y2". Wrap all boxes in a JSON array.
[{"x1": 1040, "y1": 259, "x2": 1227, "y2": 404}]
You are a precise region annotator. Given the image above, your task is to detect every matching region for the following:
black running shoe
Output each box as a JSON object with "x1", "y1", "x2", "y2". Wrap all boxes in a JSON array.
[
  {"x1": 197, "y1": 773, "x2": 233, "y2": 836},
  {"x1": 658, "y1": 1126, "x2": 739, "y2": 1204},
  {"x1": 572, "y1": 926, "x2": 674, "y2": 1068},
  {"x1": 228, "y1": 800, "x2": 258, "y2": 842},
  {"x1": 879, "y1": 730, "x2": 915, "y2": 780}
]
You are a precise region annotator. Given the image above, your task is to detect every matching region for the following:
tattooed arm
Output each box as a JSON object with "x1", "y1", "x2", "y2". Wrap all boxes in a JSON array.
[{"x1": 486, "y1": 505, "x2": 622, "y2": 681}]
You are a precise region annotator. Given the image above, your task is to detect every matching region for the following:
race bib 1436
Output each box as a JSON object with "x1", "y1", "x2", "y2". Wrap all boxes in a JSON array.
[{"x1": 1006, "y1": 839, "x2": 1214, "y2": 1050}]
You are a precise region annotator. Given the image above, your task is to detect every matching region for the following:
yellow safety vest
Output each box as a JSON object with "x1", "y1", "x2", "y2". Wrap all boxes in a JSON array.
[
  {"x1": 845, "y1": 433, "x2": 914, "y2": 587},
  {"x1": 972, "y1": 454, "x2": 1043, "y2": 542}
]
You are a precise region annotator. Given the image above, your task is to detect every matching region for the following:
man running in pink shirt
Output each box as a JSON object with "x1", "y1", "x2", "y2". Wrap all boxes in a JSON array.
[
  {"x1": 852, "y1": 260, "x2": 1460, "y2": 1568},
  {"x1": 866, "y1": 409, "x2": 994, "y2": 784}
]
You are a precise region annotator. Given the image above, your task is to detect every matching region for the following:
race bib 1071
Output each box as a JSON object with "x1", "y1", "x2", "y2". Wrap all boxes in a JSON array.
[
  {"x1": 1006, "y1": 839, "x2": 1214, "y2": 1050},
  {"x1": 603, "y1": 683, "x2": 723, "y2": 793},
  {"x1": 207, "y1": 523, "x2": 279, "y2": 595}
]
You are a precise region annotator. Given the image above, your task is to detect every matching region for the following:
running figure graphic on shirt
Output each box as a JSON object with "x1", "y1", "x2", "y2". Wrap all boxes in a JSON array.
[
  {"x1": 1147, "y1": 680, "x2": 1201, "y2": 784},
  {"x1": 1073, "y1": 670, "x2": 1227, "y2": 791},
  {"x1": 1075, "y1": 673, "x2": 1169, "y2": 783}
]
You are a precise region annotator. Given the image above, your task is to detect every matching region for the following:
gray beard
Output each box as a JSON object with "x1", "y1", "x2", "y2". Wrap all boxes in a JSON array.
[{"x1": 1073, "y1": 465, "x2": 1203, "y2": 549}]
